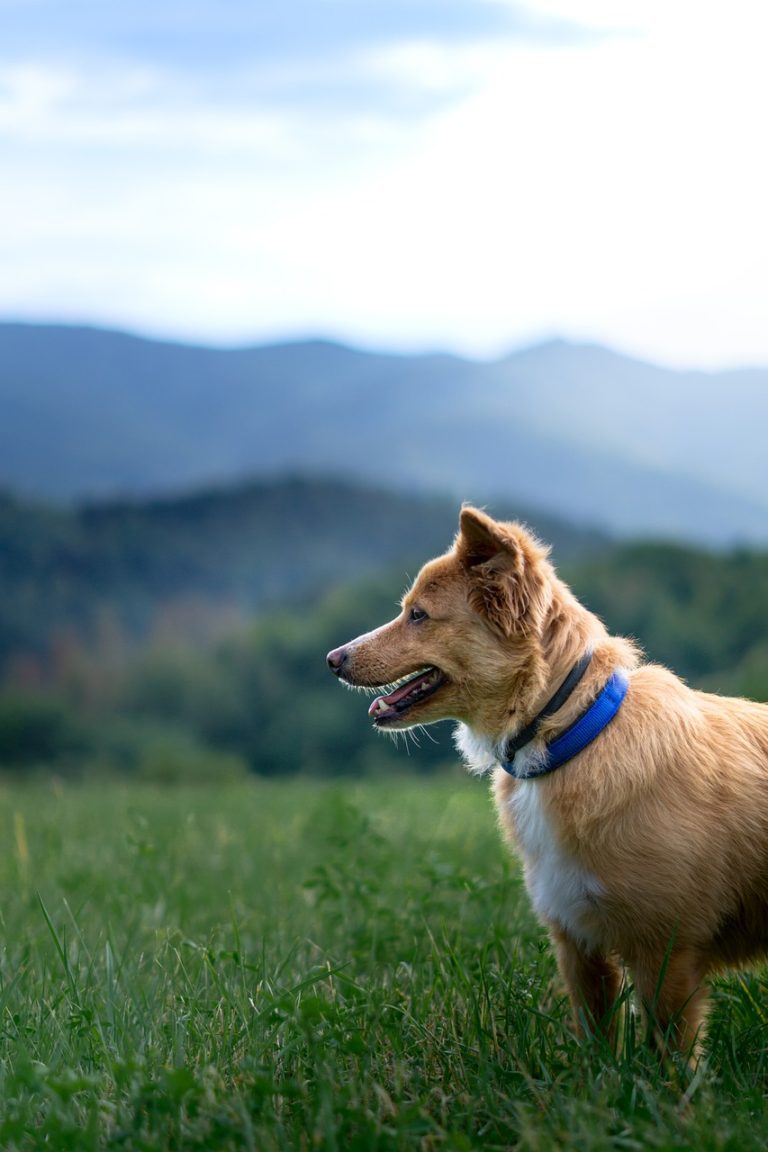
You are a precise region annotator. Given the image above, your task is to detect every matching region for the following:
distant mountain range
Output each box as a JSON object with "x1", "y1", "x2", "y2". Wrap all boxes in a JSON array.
[{"x1": 3, "y1": 322, "x2": 768, "y2": 544}]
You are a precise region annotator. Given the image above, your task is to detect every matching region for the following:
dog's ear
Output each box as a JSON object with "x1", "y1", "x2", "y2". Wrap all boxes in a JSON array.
[
  {"x1": 457, "y1": 507, "x2": 512, "y2": 567},
  {"x1": 456, "y1": 506, "x2": 549, "y2": 636}
]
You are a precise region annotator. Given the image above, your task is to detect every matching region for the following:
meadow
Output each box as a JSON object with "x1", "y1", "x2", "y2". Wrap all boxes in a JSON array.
[{"x1": 2, "y1": 774, "x2": 768, "y2": 1150}]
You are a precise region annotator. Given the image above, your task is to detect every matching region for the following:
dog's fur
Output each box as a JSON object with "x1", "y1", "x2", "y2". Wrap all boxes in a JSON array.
[{"x1": 327, "y1": 506, "x2": 768, "y2": 1059}]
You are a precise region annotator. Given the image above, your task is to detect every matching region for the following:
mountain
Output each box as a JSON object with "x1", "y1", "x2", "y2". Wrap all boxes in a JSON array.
[
  {"x1": 486, "y1": 341, "x2": 768, "y2": 510},
  {"x1": 0, "y1": 475, "x2": 607, "y2": 676},
  {"x1": 2, "y1": 322, "x2": 768, "y2": 544}
]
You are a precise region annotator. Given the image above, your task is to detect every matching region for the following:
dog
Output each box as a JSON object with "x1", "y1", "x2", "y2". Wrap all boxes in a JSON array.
[{"x1": 327, "y1": 505, "x2": 768, "y2": 1061}]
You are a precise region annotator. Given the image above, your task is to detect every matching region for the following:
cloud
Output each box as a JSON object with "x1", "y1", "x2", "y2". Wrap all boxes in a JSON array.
[
  {"x1": 0, "y1": 0, "x2": 588, "y2": 62},
  {"x1": 0, "y1": 2, "x2": 606, "y2": 222},
  {"x1": 0, "y1": 0, "x2": 595, "y2": 123},
  {"x1": 1, "y1": 0, "x2": 767, "y2": 368}
]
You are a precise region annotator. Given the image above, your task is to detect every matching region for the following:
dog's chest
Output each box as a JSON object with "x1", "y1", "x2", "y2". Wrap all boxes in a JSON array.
[{"x1": 508, "y1": 780, "x2": 605, "y2": 948}]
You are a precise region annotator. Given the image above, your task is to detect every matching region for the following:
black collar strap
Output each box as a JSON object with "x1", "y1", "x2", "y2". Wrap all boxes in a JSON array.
[{"x1": 502, "y1": 650, "x2": 593, "y2": 761}]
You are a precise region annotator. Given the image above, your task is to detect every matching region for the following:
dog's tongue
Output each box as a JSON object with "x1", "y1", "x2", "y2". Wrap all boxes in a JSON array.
[{"x1": 368, "y1": 670, "x2": 435, "y2": 717}]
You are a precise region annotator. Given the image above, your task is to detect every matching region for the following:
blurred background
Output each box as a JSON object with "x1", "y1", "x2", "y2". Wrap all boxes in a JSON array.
[{"x1": 2, "y1": 0, "x2": 768, "y2": 781}]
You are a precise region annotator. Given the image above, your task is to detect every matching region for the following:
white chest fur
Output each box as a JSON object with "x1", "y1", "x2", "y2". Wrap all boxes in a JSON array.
[
  {"x1": 454, "y1": 722, "x2": 606, "y2": 948},
  {"x1": 508, "y1": 779, "x2": 605, "y2": 950}
]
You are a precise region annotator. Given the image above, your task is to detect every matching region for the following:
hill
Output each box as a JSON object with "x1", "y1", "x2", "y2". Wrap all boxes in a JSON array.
[
  {"x1": 2, "y1": 323, "x2": 768, "y2": 544},
  {"x1": 0, "y1": 475, "x2": 606, "y2": 680},
  {"x1": 5, "y1": 500, "x2": 768, "y2": 779},
  {"x1": 4, "y1": 473, "x2": 768, "y2": 779}
]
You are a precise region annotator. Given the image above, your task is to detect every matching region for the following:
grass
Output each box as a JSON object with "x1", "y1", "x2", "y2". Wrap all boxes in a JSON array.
[{"x1": 1, "y1": 774, "x2": 768, "y2": 1149}]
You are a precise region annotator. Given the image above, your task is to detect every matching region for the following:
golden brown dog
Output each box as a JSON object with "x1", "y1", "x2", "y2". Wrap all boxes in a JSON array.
[{"x1": 327, "y1": 505, "x2": 768, "y2": 1060}]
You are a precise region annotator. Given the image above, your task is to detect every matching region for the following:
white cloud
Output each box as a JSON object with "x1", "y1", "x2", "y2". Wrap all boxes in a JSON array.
[{"x1": 0, "y1": 63, "x2": 288, "y2": 148}]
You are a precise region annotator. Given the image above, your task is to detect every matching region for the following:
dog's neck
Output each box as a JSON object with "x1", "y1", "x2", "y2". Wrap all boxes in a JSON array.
[
  {"x1": 502, "y1": 650, "x2": 594, "y2": 759},
  {"x1": 454, "y1": 654, "x2": 593, "y2": 775},
  {"x1": 454, "y1": 645, "x2": 607, "y2": 778},
  {"x1": 455, "y1": 580, "x2": 634, "y2": 777},
  {"x1": 506, "y1": 581, "x2": 601, "y2": 731}
]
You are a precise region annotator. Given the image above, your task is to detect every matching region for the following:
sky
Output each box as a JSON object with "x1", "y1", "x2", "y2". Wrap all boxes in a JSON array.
[{"x1": 1, "y1": 0, "x2": 767, "y2": 368}]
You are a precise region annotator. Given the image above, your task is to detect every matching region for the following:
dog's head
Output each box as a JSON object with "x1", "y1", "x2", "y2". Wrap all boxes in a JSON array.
[{"x1": 327, "y1": 506, "x2": 554, "y2": 733}]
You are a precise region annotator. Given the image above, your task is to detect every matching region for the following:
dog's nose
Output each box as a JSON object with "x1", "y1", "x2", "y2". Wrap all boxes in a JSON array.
[{"x1": 326, "y1": 646, "x2": 348, "y2": 676}]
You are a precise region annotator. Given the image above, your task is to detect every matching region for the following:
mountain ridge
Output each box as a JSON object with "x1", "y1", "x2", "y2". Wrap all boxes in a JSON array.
[{"x1": 2, "y1": 321, "x2": 767, "y2": 545}]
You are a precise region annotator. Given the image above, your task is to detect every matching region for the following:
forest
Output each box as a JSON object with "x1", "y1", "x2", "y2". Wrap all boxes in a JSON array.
[{"x1": 2, "y1": 476, "x2": 768, "y2": 779}]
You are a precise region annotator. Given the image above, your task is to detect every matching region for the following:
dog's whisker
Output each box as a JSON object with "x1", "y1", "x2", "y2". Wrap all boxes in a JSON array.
[{"x1": 403, "y1": 728, "x2": 420, "y2": 751}]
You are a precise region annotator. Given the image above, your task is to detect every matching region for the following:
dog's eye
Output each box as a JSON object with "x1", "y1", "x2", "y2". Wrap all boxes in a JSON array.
[{"x1": 409, "y1": 606, "x2": 428, "y2": 623}]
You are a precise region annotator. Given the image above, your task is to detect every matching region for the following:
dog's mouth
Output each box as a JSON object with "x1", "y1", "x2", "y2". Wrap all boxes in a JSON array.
[{"x1": 367, "y1": 666, "x2": 447, "y2": 726}]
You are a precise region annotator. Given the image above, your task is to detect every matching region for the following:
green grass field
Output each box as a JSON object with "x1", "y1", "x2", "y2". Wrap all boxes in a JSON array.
[{"x1": 2, "y1": 775, "x2": 768, "y2": 1150}]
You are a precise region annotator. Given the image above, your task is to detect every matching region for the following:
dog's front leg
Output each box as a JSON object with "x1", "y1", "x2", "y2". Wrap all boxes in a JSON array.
[
  {"x1": 631, "y1": 948, "x2": 708, "y2": 1063},
  {"x1": 551, "y1": 927, "x2": 622, "y2": 1041}
]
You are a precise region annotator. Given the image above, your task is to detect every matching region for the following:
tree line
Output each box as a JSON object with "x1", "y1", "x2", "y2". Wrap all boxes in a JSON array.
[{"x1": 3, "y1": 538, "x2": 768, "y2": 778}]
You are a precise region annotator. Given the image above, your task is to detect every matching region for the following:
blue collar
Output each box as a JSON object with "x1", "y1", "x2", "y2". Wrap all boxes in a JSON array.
[{"x1": 501, "y1": 669, "x2": 629, "y2": 779}]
